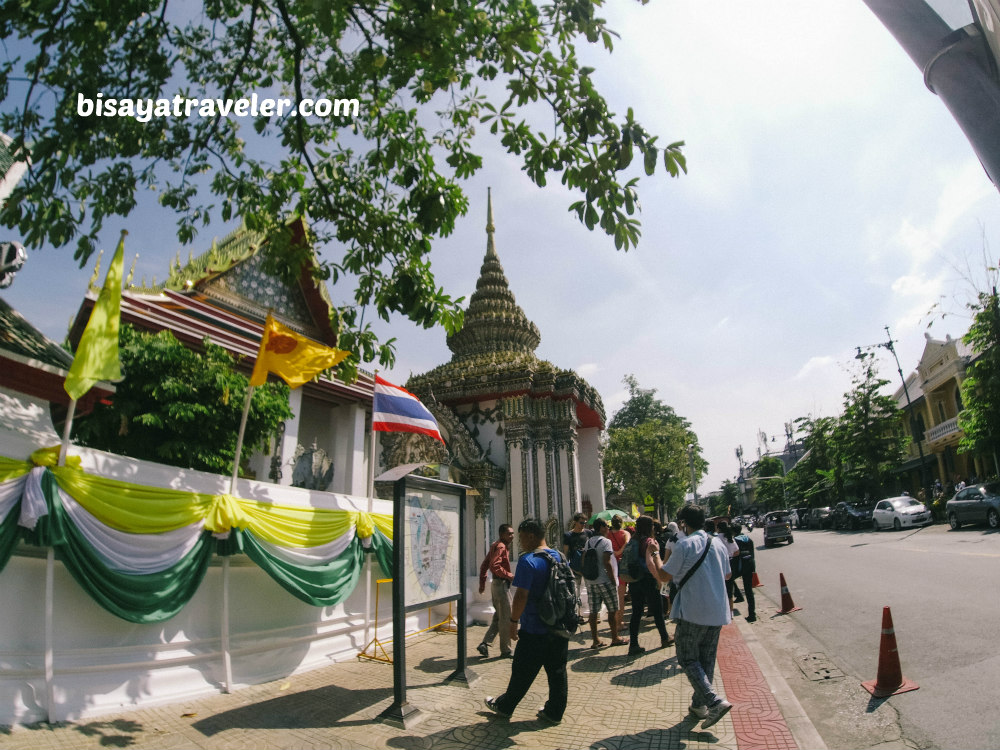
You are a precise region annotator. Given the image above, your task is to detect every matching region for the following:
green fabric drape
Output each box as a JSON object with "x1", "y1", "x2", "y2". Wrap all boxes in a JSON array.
[
  {"x1": 41, "y1": 471, "x2": 215, "y2": 623},
  {"x1": 369, "y1": 529, "x2": 394, "y2": 580},
  {"x1": 0, "y1": 504, "x2": 21, "y2": 574},
  {"x1": 0, "y1": 455, "x2": 399, "y2": 622},
  {"x1": 240, "y1": 529, "x2": 367, "y2": 607}
]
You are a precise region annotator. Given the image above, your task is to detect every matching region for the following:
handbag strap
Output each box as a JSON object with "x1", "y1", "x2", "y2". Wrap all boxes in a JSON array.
[{"x1": 675, "y1": 533, "x2": 713, "y2": 592}]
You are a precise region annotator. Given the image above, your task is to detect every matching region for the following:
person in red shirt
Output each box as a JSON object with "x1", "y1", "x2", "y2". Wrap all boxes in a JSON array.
[
  {"x1": 608, "y1": 515, "x2": 631, "y2": 631},
  {"x1": 477, "y1": 524, "x2": 515, "y2": 658}
]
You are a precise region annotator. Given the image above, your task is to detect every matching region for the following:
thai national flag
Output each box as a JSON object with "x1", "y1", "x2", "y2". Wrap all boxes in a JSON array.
[{"x1": 372, "y1": 375, "x2": 444, "y2": 443}]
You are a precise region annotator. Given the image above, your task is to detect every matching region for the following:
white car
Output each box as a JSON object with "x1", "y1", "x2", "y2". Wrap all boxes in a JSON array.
[{"x1": 871, "y1": 496, "x2": 932, "y2": 531}]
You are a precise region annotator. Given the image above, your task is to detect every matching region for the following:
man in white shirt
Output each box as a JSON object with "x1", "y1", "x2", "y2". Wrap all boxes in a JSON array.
[
  {"x1": 648, "y1": 504, "x2": 733, "y2": 731},
  {"x1": 582, "y1": 518, "x2": 625, "y2": 648}
]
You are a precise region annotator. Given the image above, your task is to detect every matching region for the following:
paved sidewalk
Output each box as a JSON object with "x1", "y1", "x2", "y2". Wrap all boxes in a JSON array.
[{"x1": 0, "y1": 616, "x2": 809, "y2": 750}]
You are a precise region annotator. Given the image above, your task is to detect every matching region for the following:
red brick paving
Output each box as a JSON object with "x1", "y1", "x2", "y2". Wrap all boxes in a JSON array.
[{"x1": 718, "y1": 622, "x2": 799, "y2": 750}]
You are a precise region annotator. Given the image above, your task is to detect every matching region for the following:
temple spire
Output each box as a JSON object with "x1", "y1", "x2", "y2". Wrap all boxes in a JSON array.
[{"x1": 446, "y1": 190, "x2": 540, "y2": 358}]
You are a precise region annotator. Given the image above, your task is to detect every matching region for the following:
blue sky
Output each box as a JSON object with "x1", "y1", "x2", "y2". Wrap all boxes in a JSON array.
[{"x1": 4, "y1": 1, "x2": 1000, "y2": 493}]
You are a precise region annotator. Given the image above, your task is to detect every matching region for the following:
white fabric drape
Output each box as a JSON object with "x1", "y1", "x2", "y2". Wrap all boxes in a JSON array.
[
  {"x1": 251, "y1": 525, "x2": 356, "y2": 566},
  {"x1": 55, "y1": 484, "x2": 207, "y2": 574}
]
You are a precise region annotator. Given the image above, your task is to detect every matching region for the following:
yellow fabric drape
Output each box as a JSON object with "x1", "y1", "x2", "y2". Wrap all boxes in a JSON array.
[
  {"x1": 0, "y1": 456, "x2": 31, "y2": 483},
  {"x1": 43, "y1": 462, "x2": 391, "y2": 545},
  {"x1": 3, "y1": 452, "x2": 393, "y2": 546}
]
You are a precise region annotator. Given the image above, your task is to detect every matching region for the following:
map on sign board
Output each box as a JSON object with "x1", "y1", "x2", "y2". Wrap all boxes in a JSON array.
[{"x1": 403, "y1": 490, "x2": 460, "y2": 607}]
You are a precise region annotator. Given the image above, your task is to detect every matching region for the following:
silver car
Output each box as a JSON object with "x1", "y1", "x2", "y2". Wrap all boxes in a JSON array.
[
  {"x1": 946, "y1": 483, "x2": 1000, "y2": 530},
  {"x1": 871, "y1": 496, "x2": 932, "y2": 531}
]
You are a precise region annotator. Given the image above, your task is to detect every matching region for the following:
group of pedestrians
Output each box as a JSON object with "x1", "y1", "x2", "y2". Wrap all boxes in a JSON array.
[{"x1": 478, "y1": 505, "x2": 746, "y2": 731}]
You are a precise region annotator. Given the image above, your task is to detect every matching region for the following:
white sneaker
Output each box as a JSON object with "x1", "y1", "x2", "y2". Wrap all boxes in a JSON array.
[{"x1": 701, "y1": 699, "x2": 732, "y2": 729}]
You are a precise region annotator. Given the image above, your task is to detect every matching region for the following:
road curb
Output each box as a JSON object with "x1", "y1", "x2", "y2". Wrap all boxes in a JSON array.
[{"x1": 736, "y1": 616, "x2": 828, "y2": 750}]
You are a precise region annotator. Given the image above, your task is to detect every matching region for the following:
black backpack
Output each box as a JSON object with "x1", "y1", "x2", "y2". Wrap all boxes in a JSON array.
[
  {"x1": 582, "y1": 537, "x2": 601, "y2": 581},
  {"x1": 531, "y1": 549, "x2": 581, "y2": 638}
]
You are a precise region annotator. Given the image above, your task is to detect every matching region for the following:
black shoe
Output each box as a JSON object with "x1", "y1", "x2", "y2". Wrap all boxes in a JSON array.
[
  {"x1": 536, "y1": 708, "x2": 562, "y2": 724},
  {"x1": 745, "y1": 615, "x2": 757, "y2": 623},
  {"x1": 476, "y1": 643, "x2": 489, "y2": 658},
  {"x1": 628, "y1": 645, "x2": 646, "y2": 656},
  {"x1": 484, "y1": 697, "x2": 511, "y2": 718}
]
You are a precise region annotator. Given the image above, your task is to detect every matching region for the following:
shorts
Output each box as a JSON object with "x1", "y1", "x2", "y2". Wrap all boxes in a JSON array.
[{"x1": 586, "y1": 580, "x2": 619, "y2": 614}]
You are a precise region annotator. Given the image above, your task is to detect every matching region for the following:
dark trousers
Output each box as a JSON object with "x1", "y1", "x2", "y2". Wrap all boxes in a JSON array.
[
  {"x1": 741, "y1": 569, "x2": 756, "y2": 618},
  {"x1": 628, "y1": 577, "x2": 669, "y2": 642},
  {"x1": 495, "y1": 630, "x2": 568, "y2": 720}
]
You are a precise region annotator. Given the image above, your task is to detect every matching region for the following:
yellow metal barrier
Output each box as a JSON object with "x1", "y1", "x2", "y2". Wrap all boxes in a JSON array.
[{"x1": 357, "y1": 578, "x2": 457, "y2": 663}]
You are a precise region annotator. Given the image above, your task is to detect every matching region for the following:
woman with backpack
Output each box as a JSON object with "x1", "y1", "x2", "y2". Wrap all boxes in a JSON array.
[{"x1": 625, "y1": 515, "x2": 672, "y2": 655}]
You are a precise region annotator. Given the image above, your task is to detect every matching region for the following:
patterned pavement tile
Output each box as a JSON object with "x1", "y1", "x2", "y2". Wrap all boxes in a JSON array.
[{"x1": 0, "y1": 622, "x2": 801, "y2": 750}]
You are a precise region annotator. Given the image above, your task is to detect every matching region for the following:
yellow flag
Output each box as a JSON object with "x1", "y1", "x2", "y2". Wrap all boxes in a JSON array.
[
  {"x1": 249, "y1": 313, "x2": 349, "y2": 389},
  {"x1": 64, "y1": 233, "x2": 125, "y2": 400},
  {"x1": 631, "y1": 502, "x2": 640, "y2": 518}
]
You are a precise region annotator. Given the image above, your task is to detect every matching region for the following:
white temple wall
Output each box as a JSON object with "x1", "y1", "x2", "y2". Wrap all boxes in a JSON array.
[
  {"x1": 298, "y1": 393, "x2": 334, "y2": 456},
  {"x1": 331, "y1": 402, "x2": 367, "y2": 496},
  {"x1": 277, "y1": 388, "x2": 304, "y2": 486},
  {"x1": 577, "y1": 426, "x2": 606, "y2": 512}
]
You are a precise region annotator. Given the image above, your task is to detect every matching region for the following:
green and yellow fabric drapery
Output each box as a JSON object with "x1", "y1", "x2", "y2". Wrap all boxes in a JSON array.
[{"x1": 0, "y1": 450, "x2": 393, "y2": 623}]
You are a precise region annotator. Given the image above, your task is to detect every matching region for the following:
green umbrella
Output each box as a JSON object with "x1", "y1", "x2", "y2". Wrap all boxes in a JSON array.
[{"x1": 587, "y1": 508, "x2": 632, "y2": 524}]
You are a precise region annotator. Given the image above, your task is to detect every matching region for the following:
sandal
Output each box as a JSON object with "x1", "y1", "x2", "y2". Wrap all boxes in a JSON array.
[{"x1": 590, "y1": 641, "x2": 608, "y2": 649}]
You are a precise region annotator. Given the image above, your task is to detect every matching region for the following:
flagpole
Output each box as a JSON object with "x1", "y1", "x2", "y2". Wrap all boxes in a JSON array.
[
  {"x1": 364, "y1": 370, "x2": 378, "y2": 648},
  {"x1": 221, "y1": 384, "x2": 254, "y2": 695},
  {"x1": 58, "y1": 398, "x2": 77, "y2": 468},
  {"x1": 43, "y1": 398, "x2": 80, "y2": 721}
]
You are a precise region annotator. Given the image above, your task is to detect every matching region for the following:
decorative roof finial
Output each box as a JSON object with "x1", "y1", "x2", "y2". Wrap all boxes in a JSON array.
[
  {"x1": 125, "y1": 254, "x2": 139, "y2": 288},
  {"x1": 485, "y1": 186, "x2": 497, "y2": 259},
  {"x1": 88, "y1": 249, "x2": 104, "y2": 290}
]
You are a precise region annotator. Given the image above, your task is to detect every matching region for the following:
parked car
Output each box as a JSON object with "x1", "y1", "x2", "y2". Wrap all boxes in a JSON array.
[
  {"x1": 791, "y1": 506, "x2": 810, "y2": 529},
  {"x1": 872, "y1": 496, "x2": 932, "y2": 531},
  {"x1": 763, "y1": 510, "x2": 794, "y2": 546},
  {"x1": 804, "y1": 506, "x2": 832, "y2": 529},
  {"x1": 946, "y1": 483, "x2": 1000, "y2": 530},
  {"x1": 832, "y1": 501, "x2": 874, "y2": 530}
]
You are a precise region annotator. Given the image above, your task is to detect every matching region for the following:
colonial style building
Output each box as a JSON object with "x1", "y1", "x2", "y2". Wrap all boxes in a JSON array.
[
  {"x1": 395, "y1": 192, "x2": 607, "y2": 551},
  {"x1": 893, "y1": 332, "x2": 984, "y2": 492}
]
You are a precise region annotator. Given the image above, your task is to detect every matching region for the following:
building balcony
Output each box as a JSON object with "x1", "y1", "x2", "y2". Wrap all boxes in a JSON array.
[{"x1": 927, "y1": 416, "x2": 961, "y2": 443}]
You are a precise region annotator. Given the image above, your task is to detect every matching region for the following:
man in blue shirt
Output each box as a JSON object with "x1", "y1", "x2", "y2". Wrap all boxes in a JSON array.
[
  {"x1": 649, "y1": 504, "x2": 733, "y2": 731},
  {"x1": 484, "y1": 517, "x2": 568, "y2": 724}
]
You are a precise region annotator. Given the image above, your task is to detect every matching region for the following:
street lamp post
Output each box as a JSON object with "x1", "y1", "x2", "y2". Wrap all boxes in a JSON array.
[
  {"x1": 856, "y1": 324, "x2": 931, "y2": 497},
  {"x1": 735, "y1": 445, "x2": 747, "y2": 512}
]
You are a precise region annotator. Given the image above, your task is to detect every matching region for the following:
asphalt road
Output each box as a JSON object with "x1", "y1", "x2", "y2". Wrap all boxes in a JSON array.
[{"x1": 743, "y1": 519, "x2": 1000, "y2": 750}]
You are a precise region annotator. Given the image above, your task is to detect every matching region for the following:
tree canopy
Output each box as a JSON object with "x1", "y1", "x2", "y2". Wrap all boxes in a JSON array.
[
  {"x1": 958, "y1": 285, "x2": 1000, "y2": 475},
  {"x1": 73, "y1": 324, "x2": 293, "y2": 475},
  {"x1": 0, "y1": 0, "x2": 685, "y2": 368},
  {"x1": 834, "y1": 353, "x2": 906, "y2": 501},
  {"x1": 603, "y1": 374, "x2": 705, "y2": 519}
]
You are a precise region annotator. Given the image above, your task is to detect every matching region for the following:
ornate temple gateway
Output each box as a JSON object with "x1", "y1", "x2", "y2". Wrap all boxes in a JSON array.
[{"x1": 402, "y1": 192, "x2": 607, "y2": 548}]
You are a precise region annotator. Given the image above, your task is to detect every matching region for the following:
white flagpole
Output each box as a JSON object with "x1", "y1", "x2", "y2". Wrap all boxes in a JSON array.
[
  {"x1": 44, "y1": 398, "x2": 79, "y2": 721},
  {"x1": 364, "y1": 370, "x2": 378, "y2": 647},
  {"x1": 221, "y1": 385, "x2": 254, "y2": 694}
]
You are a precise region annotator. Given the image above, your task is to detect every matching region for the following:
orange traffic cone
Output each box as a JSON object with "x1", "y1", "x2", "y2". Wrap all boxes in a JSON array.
[
  {"x1": 752, "y1": 571, "x2": 763, "y2": 588},
  {"x1": 776, "y1": 573, "x2": 801, "y2": 614},
  {"x1": 861, "y1": 606, "x2": 919, "y2": 697}
]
